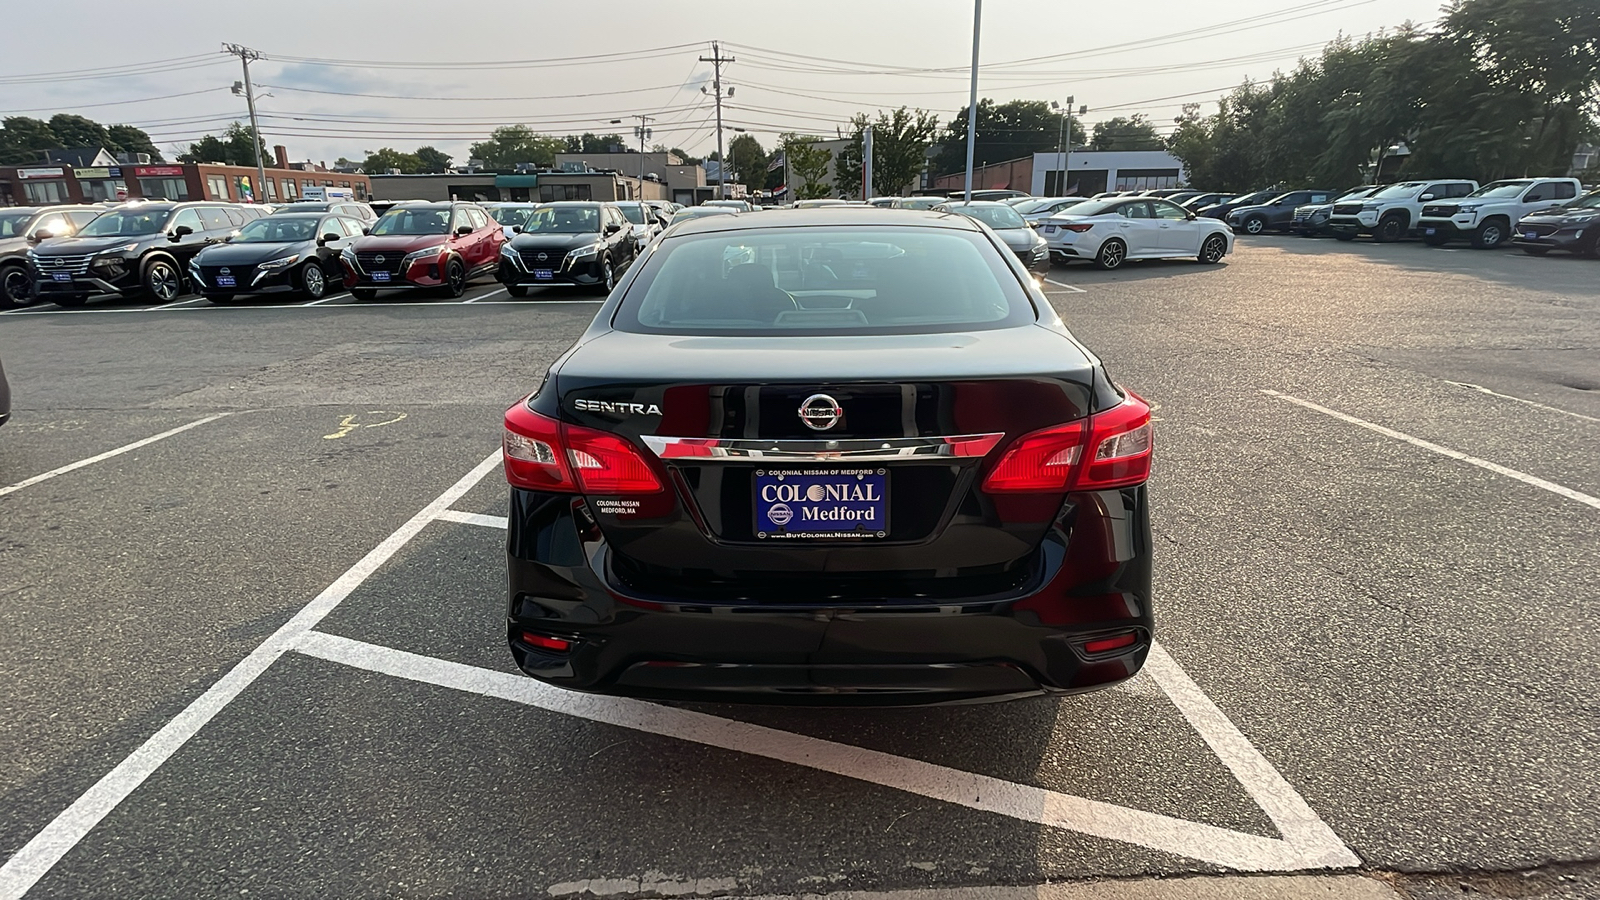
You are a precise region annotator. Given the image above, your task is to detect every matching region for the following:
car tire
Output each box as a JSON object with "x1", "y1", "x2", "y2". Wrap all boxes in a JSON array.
[
  {"x1": 1373, "y1": 215, "x2": 1405, "y2": 243},
  {"x1": 1422, "y1": 233, "x2": 1449, "y2": 247},
  {"x1": 141, "y1": 256, "x2": 183, "y2": 302},
  {"x1": 351, "y1": 288, "x2": 378, "y2": 301},
  {"x1": 442, "y1": 257, "x2": 466, "y2": 298},
  {"x1": 1519, "y1": 246, "x2": 1550, "y2": 257},
  {"x1": 1471, "y1": 219, "x2": 1508, "y2": 249},
  {"x1": 1242, "y1": 215, "x2": 1266, "y2": 235},
  {"x1": 53, "y1": 293, "x2": 89, "y2": 308},
  {"x1": 1197, "y1": 233, "x2": 1228, "y2": 264},
  {"x1": 507, "y1": 284, "x2": 529, "y2": 298},
  {"x1": 298, "y1": 262, "x2": 328, "y2": 300},
  {"x1": 593, "y1": 257, "x2": 615, "y2": 294},
  {"x1": 1333, "y1": 232, "x2": 1356, "y2": 241},
  {"x1": 1093, "y1": 239, "x2": 1126, "y2": 270},
  {"x1": 1, "y1": 263, "x2": 34, "y2": 309}
]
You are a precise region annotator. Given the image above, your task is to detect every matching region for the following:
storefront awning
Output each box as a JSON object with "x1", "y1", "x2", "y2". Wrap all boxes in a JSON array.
[{"x1": 494, "y1": 175, "x2": 539, "y2": 187}]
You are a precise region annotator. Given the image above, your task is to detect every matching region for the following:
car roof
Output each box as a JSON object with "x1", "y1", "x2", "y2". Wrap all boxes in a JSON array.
[
  {"x1": 541, "y1": 201, "x2": 604, "y2": 207},
  {"x1": 936, "y1": 200, "x2": 1012, "y2": 208},
  {"x1": 667, "y1": 207, "x2": 983, "y2": 237},
  {"x1": 263, "y1": 211, "x2": 327, "y2": 218}
]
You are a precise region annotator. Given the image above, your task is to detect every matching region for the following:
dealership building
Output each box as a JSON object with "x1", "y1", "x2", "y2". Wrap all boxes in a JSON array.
[{"x1": 0, "y1": 146, "x2": 372, "y2": 207}]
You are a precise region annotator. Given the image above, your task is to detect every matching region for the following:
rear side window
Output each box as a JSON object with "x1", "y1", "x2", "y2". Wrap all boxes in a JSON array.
[
  {"x1": 466, "y1": 207, "x2": 490, "y2": 230},
  {"x1": 1552, "y1": 182, "x2": 1577, "y2": 200},
  {"x1": 614, "y1": 226, "x2": 1035, "y2": 336}
]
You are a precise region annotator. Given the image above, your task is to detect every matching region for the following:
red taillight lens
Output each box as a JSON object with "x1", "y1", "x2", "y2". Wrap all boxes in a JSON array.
[
  {"x1": 981, "y1": 421, "x2": 1087, "y2": 492},
  {"x1": 1083, "y1": 632, "x2": 1139, "y2": 654},
  {"x1": 1076, "y1": 392, "x2": 1153, "y2": 490},
  {"x1": 520, "y1": 632, "x2": 572, "y2": 652},
  {"x1": 503, "y1": 402, "x2": 663, "y2": 494},
  {"x1": 1063, "y1": 223, "x2": 1095, "y2": 233},
  {"x1": 981, "y1": 391, "x2": 1153, "y2": 493}
]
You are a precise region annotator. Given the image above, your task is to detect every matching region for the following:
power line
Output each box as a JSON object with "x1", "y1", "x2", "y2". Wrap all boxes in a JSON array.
[
  {"x1": 267, "y1": 42, "x2": 704, "y2": 71},
  {"x1": 0, "y1": 87, "x2": 229, "y2": 116},
  {"x1": 257, "y1": 82, "x2": 693, "y2": 103}
]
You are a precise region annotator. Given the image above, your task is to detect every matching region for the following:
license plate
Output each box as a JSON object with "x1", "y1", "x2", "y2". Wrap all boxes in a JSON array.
[
  {"x1": 1524, "y1": 231, "x2": 1538, "y2": 240},
  {"x1": 216, "y1": 275, "x2": 236, "y2": 287},
  {"x1": 1424, "y1": 227, "x2": 1436, "y2": 235},
  {"x1": 534, "y1": 269, "x2": 553, "y2": 280},
  {"x1": 1040, "y1": 225, "x2": 1057, "y2": 234},
  {"x1": 370, "y1": 271, "x2": 390, "y2": 282},
  {"x1": 51, "y1": 272, "x2": 72, "y2": 282},
  {"x1": 755, "y1": 468, "x2": 888, "y2": 539}
]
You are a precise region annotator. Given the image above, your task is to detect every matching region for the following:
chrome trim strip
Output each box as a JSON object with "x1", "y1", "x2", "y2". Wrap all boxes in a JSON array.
[{"x1": 641, "y1": 433, "x2": 1005, "y2": 463}]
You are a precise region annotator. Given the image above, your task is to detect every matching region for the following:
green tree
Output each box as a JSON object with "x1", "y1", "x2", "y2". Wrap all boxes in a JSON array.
[
  {"x1": 784, "y1": 135, "x2": 833, "y2": 200},
  {"x1": 47, "y1": 113, "x2": 107, "y2": 149},
  {"x1": 727, "y1": 133, "x2": 766, "y2": 189},
  {"x1": 105, "y1": 124, "x2": 162, "y2": 161},
  {"x1": 563, "y1": 132, "x2": 627, "y2": 154},
  {"x1": 415, "y1": 146, "x2": 453, "y2": 174},
  {"x1": 470, "y1": 125, "x2": 565, "y2": 169},
  {"x1": 179, "y1": 123, "x2": 268, "y2": 168},
  {"x1": 833, "y1": 107, "x2": 941, "y2": 197},
  {"x1": 934, "y1": 99, "x2": 1086, "y2": 177},
  {"x1": 1089, "y1": 114, "x2": 1164, "y2": 151},
  {"x1": 0, "y1": 116, "x2": 60, "y2": 165},
  {"x1": 361, "y1": 147, "x2": 423, "y2": 174},
  {"x1": 665, "y1": 146, "x2": 701, "y2": 165}
]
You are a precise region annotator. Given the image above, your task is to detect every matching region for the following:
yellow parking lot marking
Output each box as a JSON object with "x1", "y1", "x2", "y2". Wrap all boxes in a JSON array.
[{"x1": 323, "y1": 411, "x2": 407, "y2": 440}]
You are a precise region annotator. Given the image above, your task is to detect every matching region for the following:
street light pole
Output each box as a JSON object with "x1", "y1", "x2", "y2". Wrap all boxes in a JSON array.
[{"x1": 963, "y1": 0, "x2": 982, "y2": 203}]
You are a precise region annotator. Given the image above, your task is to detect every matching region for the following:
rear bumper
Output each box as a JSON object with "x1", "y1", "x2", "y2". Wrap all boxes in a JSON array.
[{"x1": 505, "y1": 485, "x2": 1154, "y2": 706}]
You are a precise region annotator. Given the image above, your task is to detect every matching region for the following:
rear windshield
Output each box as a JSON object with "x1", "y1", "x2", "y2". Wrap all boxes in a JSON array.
[
  {"x1": 942, "y1": 204, "x2": 1026, "y2": 229},
  {"x1": 370, "y1": 208, "x2": 450, "y2": 235},
  {"x1": 488, "y1": 206, "x2": 537, "y2": 227},
  {"x1": 619, "y1": 205, "x2": 647, "y2": 224},
  {"x1": 614, "y1": 226, "x2": 1034, "y2": 337}
]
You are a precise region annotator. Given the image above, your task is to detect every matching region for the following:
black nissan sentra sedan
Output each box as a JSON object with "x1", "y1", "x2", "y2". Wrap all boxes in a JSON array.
[
  {"x1": 190, "y1": 212, "x2": 363, "y2": 303},
  {"x1": 501, "y1": 208, "x2": 1153, "y2": 705}
]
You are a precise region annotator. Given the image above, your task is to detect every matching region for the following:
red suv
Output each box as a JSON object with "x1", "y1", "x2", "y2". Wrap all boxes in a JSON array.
[{"x1": 340, "y1": 202, "x2": 504, "y2": 299}]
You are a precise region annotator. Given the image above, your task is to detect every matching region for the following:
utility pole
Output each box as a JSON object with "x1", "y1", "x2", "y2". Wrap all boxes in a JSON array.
[
  {"x1": 862, "y1": 125, "x2": 874, "y2": 200},
  {"x1": 699, "y1": 41, "x2": 735, "y2": 199},
  {"x1": 222, "y1": 43, "x2": 267, "y2": 204},
  {"x1": 628, "y1": 114, "x2": 655, "y2": 202},
  {"x1": 963, "y1": 0, "x2": 982, "y2": 202},
  {"x1": 1053, "y1": 96, "x2": 1074, "y2": 196}
]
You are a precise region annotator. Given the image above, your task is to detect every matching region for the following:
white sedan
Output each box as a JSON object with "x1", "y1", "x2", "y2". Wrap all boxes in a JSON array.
[{"x1": 1037, "y1": 196, "x2": 1234, "y2": 269}]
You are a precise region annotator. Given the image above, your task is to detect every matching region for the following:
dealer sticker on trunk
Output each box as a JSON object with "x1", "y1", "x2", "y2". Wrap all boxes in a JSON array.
[{"x1": 755, "y1": 468, "x2": 888, "y2": 539}]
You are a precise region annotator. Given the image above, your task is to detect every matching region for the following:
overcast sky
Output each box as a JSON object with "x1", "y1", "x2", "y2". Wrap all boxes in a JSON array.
[{"x1": 3, "y1": 0, "x2": 1443, "y2": 166}]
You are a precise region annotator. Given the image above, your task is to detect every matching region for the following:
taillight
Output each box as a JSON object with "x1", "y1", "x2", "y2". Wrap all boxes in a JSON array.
[
  {"x1": 981, "y1": 391, "x2": 1152, "y2": 493},
  {"x1": 503, "y1": 402, "x2": 663, "y2": 494},
  {"x1": 1062, "y1": 223, "x2": 1095, "y2": 233},
  {"x1": 1076, "y1": 391, "x2": 1152, "y2": 490},
  {"x1": 981, "y1": 422, "x2": 1087, "y2": 492}
]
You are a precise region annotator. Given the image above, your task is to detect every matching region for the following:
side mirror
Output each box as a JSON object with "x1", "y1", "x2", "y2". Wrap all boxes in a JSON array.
[
  {"x1": 171, "y1": 224, "x2": 193, "y2": 241},
  {"x1": 319, "y1": 233, "x2": 340, "y2": 245},
  {"x1": 362, "y1": 227, "x2": 371, "y2": 235},
  {"x1": 222, "y1": 235, "x2": 234, "y2": 243},
  {"x1": 512, "y1": 225, "x2": 522, "y2": 234},
  {"x1": 1419, "y1": 193, "x2": 1436, "y2": 202},
  {"x1": 28, "y1": 230, "x2": 52, "y2": 244},
  {"x1": 605, "y1": 223, "x2": 621, "y2": 235},
  {"x1": 1187, "y1": 212, "x2": 1197, "y2": 220},
  {"x1": 456, "y1": 225, "x2": 473, "y2": 236}
]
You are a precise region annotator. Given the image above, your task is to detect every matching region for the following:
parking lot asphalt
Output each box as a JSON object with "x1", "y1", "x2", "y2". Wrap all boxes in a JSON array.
[{"x1": 0, "y1": 238, "x2": 1595, "y2": 900}]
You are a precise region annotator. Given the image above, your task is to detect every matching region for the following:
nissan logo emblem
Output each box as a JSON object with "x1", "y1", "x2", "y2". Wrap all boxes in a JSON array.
[
  {"x1": 537, "y1": 252, "x2": 549, "y2": 261},
  {"x1": 52, "y1": 258, "x2": 65, "y2": 267},
  {"x1": 219, "y1": 267, "x2": 231, "y2": 275},
  {"x1": 798, "y1": 394, "x2": 843, "y2": 431},
  {"x1": 374, "y1": 254, "x2": 386, "y2": 264}
]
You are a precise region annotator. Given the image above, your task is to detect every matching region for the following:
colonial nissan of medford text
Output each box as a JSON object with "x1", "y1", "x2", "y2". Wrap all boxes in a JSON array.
[{"x1": 499, "y1": 208, "x2": 1155, "y2": 705}]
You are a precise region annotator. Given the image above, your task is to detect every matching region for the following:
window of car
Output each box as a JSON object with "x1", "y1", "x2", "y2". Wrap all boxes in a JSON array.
[
  {"x1": 67, "y1": 210, "x2": 100, "y2": 229},
  {"x1": 469, "y1": 207, "x2": 491, "y2": 230},
  {"x1": 169, "y1": 208, "x2": 204, "y2": 235},
  {"x1": 1153, "y1": 201, "x2": 1188, "y2": 220},
  {"x1": 1466, "y1": 180, "x2": 1534, "y2": 199},
  {"x1": 222, "y1": 208, "x2": 246, "y2": 227},
  {"x1": 1549, "y1": 182, "x2": 1578, "y2": 201},
  {"x1": 1308, "y1": 193, "x2": 1331, "y2": 203},
  {"x1": 619, "y1": 204, "x2": 649, "y2": 225},
  {"x1": 333, "y1": 217, "x2": 361, "y2": 237},
  {"x1": 199, "y1": 208, "x2": 233, "y2": 231},
  {"x1": 233, "y1": 217, "x2": 318, "y2": 242},
  {"x1": 78, "y1": 207, "x2": 173, "y2": 236},
  {"x1": 616, "y1": 226, "x2": 1035, "y2": 337},
  {"x1": 940, "y1": 203, "x2": 1026, "y2": 230},
  {"x1": 1119, "y1": 202, "x2": 1154, "y2": 219},
  {"x1": 1370, "y1": 182, "x2": 1426, "y2": 199},
  {"x1": 30, "y1": 214, "x2": 68, "y2": 237},
  {"x1": 521, "y1": 206, "x2": 603, "y2": 235},
  {"x1": 370, "y1": 208, "x2": 451, "y2": 235}
]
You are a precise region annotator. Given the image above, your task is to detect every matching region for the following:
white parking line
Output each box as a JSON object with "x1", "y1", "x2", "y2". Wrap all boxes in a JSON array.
[
  {"x1": 0, "y1": 413, "x2": 233, "y2": 498},
  {"x1": 434, "y1": 509, "x2": 509, "y2": 529},
  {"x1": 1263, "y1": 389, "x2": 1600, "y2": 510},
  {"x1": 462, "y1": 287, "x2": 508, "y2": 304},
  {"x1": 1043, "y1": 277, "x2": 1087, "y2": 294},
  {"x1": 294, "y1": 632, "x2": 1358, "y2": 871},
  {"x1": 304, "y1": 292, "x2": 350, "y2": 307},
  {"x1": 0, "y1": 450, "x2": 504, "y2": 900},
  {"x1": 151, "y1": 297, "x2": 210, "y2": 311},
  {"x1": 1444, "y1": 380, "x2": 1600, "y2": 424}
]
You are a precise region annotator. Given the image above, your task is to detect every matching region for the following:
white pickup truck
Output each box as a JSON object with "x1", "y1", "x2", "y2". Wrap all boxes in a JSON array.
[
  {"x1": 1417, "y1": 177, "x2": 1584, "y2": 248},
  {"x1": 1327, "y1": 178, "x2": 1479, "y2": 242}
]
